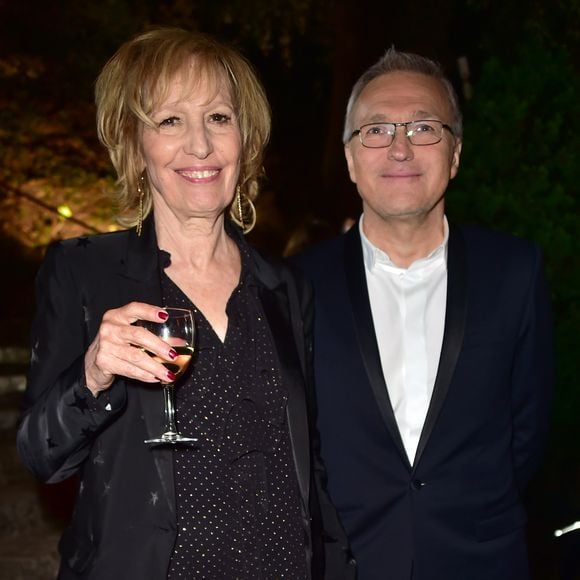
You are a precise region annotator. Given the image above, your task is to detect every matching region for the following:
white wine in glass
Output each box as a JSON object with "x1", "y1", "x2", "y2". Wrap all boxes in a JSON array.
[{"x1": 137, "y1": 307, "x2": 198, "y2": 445}]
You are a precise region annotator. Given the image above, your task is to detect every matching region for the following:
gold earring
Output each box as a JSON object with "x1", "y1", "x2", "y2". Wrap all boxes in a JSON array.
[
  {"x1": 232, "y1": 185, "x2": 256, "y2": 233},
  {"x1": 236, "y1": 185, "x2": 245, "y2": 231},
  {"x1": 136, "y1": 175, "x2": 145, "y2": 237}
]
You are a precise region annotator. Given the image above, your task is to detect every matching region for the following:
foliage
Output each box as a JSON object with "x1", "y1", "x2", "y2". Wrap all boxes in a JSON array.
[
  {"x1": 0, "y1": 85, "x2": 119, "y2": 257},
  {"x1": 462, "y1": 0, "x2": 580, "y2": 59},
  {"x1": 447, "y1": 37, "x2": 580, "y2": 480},
  {"x1": 0, "y1": 0, "x2": 338, "y2": 258}
]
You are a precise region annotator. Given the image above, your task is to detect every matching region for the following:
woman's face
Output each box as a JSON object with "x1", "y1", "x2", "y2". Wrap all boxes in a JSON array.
[{"x1": 141, "y1": 71, "x2": 242, "y2": 223}]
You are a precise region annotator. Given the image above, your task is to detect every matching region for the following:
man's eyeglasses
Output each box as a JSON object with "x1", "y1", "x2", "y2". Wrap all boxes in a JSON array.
[{"x1": 349, "y1": 120, "x2": 454, "y2": 148}]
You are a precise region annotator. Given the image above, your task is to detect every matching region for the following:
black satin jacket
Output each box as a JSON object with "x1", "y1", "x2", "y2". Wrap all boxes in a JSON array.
[{"x1": 17, "y1": 217, "x2": 354, "y2": 580}]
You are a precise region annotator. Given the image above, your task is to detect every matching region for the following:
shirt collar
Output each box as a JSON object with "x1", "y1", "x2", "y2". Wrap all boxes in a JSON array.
[{"x1": 360, "y1": 214, "x2": 449, "y2": 273}]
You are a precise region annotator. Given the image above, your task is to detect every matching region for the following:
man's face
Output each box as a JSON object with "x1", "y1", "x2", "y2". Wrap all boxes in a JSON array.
[{"x1": 345, "y1": 71, "x2": 462, "y2": 228}]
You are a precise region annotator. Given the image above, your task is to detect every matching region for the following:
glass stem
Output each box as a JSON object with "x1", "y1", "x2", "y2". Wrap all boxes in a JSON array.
[{"x1": 162, "y1": 384, "x2": 178, "y2": 436}]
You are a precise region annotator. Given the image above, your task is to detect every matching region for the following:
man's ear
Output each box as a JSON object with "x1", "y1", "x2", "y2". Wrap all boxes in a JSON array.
[
  {"x1": 345, "y1": 143, "x2": 357, "y2": 184},
  {"x1": 450, "y1": 140, "x2": 462, "y2": 180}
]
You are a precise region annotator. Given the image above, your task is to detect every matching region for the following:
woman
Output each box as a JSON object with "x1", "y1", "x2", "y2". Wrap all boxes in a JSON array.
[{"x1": 16, "y1": 28, "x2": 352, "y2": 580}]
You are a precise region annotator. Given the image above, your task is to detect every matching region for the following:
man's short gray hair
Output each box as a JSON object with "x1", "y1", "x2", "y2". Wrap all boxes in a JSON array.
[{"x1": 343, "y1": 47, "x2": 463, "y2": 143}]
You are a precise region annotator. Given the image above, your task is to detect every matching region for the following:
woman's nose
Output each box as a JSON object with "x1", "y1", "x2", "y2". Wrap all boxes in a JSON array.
[{"x1": 184, "y1": 124, "x2": 213, "y2": 159}]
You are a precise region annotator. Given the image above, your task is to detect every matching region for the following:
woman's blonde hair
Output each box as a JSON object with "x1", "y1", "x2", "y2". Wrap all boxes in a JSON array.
[{"x1": 95, "y1": 27, "x2": 271, "y2": 232}]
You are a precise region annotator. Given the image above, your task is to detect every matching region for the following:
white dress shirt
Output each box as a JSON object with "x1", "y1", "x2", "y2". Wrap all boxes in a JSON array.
[{"x1": 360, "y1": 216, "x2": 448, "y2": 464}]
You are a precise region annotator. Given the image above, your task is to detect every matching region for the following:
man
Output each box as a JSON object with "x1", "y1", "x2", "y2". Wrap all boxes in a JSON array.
[{"x1": 294, "y1": 49, "x2": 553, "y2": 579}]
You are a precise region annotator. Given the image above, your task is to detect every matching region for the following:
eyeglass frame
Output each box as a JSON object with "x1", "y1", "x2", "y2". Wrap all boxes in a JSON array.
[{"x1": 348, "y1": 119, "x2": 455, "y2": 148}]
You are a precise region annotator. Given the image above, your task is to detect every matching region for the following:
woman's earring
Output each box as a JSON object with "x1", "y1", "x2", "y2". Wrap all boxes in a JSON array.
[
  {"x1": 136, "y1": 175, "x2": 145, "y2": 237},
  {"x1": 232, "y1": 184, "x2": 256, "y2": 233},
  {"x1": 236, "y1": 185, "x2": 245, "y2": 231}
]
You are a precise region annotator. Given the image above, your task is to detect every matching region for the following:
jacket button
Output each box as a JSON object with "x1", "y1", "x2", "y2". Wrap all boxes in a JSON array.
[{"x1": 411, "y1": 479, "x2": 425, "y2": 491}]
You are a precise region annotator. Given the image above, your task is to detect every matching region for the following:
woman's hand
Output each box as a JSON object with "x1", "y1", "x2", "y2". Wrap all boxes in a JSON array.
[{"x1": 84, "y1": 302, "x2": 178, "y2": 397}]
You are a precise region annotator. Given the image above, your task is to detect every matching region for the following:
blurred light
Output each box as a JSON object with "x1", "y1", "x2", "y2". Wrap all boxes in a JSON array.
[
  {"x1": 57, "y1": 204, "x2": 73, "y2": 218},
  {"x1": 554, "y1": 521, "x2": 580, "y2": 537}
]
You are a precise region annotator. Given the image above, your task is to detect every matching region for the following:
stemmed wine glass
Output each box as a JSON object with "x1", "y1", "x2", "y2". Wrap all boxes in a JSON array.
[{"x1": 137, "y1": 307, "x2": 198, "y2": 445}]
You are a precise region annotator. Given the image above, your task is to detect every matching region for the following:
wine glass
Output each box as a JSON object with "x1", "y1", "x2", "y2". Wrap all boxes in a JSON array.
[{"x1": 137, "y1": 307, "x2": 198, "y2": 445}]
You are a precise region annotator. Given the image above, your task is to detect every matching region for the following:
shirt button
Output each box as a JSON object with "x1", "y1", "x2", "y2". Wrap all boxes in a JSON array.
[{"x1": 410, "y1": 479, "x2": 425, "y2": 491}]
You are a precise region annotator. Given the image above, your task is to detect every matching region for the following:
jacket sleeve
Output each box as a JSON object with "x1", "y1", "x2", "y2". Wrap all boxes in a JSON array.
[
  {"x1": 288, "y1": 265, "x2": 356, "y2": 580},
  {"x1": 510, "y1": 244, "x2": 554, "y2": 491},
  {"x1": 16, "y1": 242, "x2": 127, "y2": 484}
]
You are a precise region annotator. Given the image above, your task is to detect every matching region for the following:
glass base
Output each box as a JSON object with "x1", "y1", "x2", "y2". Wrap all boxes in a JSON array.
[{"x1": 144, "y1": 431, "x2": 198, "y2": 445}]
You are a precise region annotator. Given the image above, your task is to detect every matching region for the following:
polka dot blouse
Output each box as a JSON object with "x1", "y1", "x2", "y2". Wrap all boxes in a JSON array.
[{"x1": 159, "y1": 240, "x2": 308, "y2": 580}]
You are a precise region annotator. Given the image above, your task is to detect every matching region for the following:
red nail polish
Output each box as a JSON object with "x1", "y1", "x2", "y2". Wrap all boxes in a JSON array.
[
  {"x1": 168, "y1": 349, "x2": 177, "y2": 360},
  {"x1": 158, "y1": 311, "x2": 168, "y2": 321},
  {"x1": 167, "y1": 370, "x2": 177, "y2": 381}
]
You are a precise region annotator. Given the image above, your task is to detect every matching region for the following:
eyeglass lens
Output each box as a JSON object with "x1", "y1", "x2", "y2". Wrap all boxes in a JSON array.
[{"x1": 360, "y1": 120, "x2": 444, "y2": 147}]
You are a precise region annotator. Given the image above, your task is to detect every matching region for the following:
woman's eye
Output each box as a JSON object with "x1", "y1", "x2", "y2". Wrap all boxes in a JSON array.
[
  {"x1": 159, "y1": 116, "x2": 179, "y2": 127},
  {"x1": 209, "y1": 113, "x2": 232, "y2": 124}
]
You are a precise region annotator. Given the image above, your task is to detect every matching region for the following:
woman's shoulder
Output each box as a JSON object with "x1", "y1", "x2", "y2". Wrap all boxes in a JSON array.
[
  {"x1": 41, "y1": 229, "x2": 133, "y2": 275},
  {"x1": 48, "y1": 228, "x2": 131, "y2": 257}
]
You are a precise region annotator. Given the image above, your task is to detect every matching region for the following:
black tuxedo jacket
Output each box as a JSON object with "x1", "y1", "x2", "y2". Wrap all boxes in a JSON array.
[
  {"x1": 294, "y1": 223, "x2": 553, "y2": 580},
  {"x1": 17, "y1": 217, "x2": 354, "y2": 580}
]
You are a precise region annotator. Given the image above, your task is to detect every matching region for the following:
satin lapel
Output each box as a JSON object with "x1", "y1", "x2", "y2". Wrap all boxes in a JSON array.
[
  {"x1": 256, "y1": 270, "x2": 311, "y2": 511},
  {"x1": 413, "y1": 224, "x2": 467, "y2": 469},
  {"x1": 116, "y1": 218, "x2": 175, "y2": 515},
  {"x1": 344, "y1": 227, "x2": 410, "y2": 468}
]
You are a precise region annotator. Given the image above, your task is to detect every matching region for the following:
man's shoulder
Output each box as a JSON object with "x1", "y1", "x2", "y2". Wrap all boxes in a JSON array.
[
  {"x1": 455, "y1": 223, "x2": 540, "y2": 257},
  {"x1": 291, "y1": 233, "x2": 348, "y2": 270},
  {"x1": 454, "y1": 224, "x2": 545, "y2": 287}
]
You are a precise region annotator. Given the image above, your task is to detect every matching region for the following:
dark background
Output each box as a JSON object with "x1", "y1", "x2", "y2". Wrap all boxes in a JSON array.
[{"x1": 0, "y1": 0, "x2": 579, "y2": 577}]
